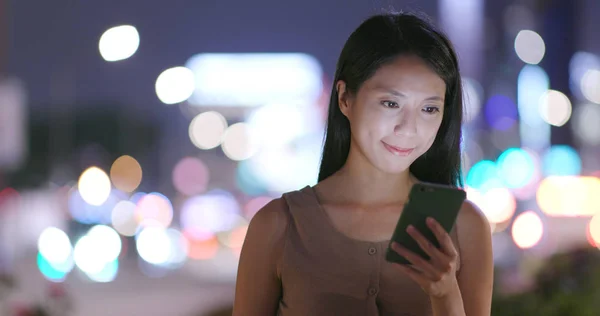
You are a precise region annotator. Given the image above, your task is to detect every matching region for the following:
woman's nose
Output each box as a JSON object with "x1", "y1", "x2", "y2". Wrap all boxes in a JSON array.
[{"x1": 394, "y1": 112, "x2": 417, "y2": 137}]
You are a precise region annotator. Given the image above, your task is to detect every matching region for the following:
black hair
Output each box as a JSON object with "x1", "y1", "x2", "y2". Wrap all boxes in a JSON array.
[{"x1": 317, "y1": 12, "x2": 464, "y2": 187}]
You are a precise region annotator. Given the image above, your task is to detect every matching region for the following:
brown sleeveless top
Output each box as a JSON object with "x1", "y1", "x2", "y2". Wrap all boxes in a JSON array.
[{"x1": 276, "y1": 186, "x2": 462, "y2": 316}]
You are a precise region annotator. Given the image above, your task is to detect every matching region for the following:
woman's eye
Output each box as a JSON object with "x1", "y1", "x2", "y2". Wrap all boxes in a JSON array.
[
  {"x1": 381, "y1": 101, "x2": 399, "y2": 108},
  {"x1": 423, "y1": 106, "x2": 440, "y2": 114}
]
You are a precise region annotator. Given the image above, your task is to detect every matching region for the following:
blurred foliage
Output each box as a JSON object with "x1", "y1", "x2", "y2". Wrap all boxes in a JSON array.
[
  {"x1": 492, "y1": 247, "x2": 600, "y2": 316},
  {"x1": 1, "y1": 275, "x2": 70, "y2": 316}
]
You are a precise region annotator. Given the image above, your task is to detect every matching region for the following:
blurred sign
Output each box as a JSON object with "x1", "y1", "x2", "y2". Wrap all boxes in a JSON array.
[
  {"x1": 185, "y1": 53, "x2": 323, "y2": 107},
  {"x1": 0, "y1": 77, "x2": 27, "y2": 171}
]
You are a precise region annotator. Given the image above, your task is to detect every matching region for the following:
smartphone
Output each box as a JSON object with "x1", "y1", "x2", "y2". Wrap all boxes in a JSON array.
[{"x1": 385, "y1": 182, "x2": 466, "y2": 265}]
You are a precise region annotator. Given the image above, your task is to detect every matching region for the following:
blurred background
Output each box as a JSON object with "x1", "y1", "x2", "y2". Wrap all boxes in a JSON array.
[{"x1": 1, "y1": 0, "x2": 600, "y2": 315}]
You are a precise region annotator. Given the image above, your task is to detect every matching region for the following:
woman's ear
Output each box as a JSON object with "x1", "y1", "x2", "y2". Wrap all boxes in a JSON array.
[{"x1": 336, "y1": 80, "x2": 351, "y2": 118}]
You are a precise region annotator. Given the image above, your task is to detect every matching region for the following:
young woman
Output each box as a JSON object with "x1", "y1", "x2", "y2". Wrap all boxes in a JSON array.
[{"x1": 233, "y1": 12, "x2": 493, "y2": 316}]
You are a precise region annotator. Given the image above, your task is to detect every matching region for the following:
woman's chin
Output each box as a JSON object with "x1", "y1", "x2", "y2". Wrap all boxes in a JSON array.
[{"x1": 374, "y1": 160, "x2": 413, "y2": 175}]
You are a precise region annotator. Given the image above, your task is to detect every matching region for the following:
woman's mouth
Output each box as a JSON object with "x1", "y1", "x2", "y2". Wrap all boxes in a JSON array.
[{"x1": 382, "y1": 141, "x2": 414, "y2": 156}]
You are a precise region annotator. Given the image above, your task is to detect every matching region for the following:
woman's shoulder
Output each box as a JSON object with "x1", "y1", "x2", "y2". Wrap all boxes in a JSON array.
[
  {"x1": 457, "y1": 200, "x2": 490, "y2": 232},
  {"x1": 455, "y1": 199, "x2": 493, "y2": 258},
  {"x1": 249, "y1": 197, "x2": 290, "y2": 237},
  {"x1": 248, "y1": 186, "x2": 314, "y2": 238}
]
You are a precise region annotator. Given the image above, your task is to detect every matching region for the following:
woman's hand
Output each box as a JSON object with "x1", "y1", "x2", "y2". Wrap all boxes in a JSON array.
[{"x1": 390, "y1": 217, "x2": 460, "y2": 299}]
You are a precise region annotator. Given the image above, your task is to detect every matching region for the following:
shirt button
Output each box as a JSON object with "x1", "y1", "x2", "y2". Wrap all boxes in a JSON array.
[
  {"x1": 368, "y1": 247, "x2": 377, "y2": 255},
  {"x1": 367, "y1": 287, "x2": 378, "y2": 296}
]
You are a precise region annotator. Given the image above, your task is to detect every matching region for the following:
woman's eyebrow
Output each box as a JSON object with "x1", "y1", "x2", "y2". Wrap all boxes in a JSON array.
[{"x1": 372, "y1": 86, "x2": 443, "y2": 102}]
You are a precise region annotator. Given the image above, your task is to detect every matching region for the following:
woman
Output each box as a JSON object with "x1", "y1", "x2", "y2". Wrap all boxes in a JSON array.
[{"x1": 233, "y1": 12, "x2": 493, "y2": 316}]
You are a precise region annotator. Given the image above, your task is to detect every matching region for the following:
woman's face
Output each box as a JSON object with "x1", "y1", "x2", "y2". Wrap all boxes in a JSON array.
[{"x1": 338, "y1": 55, "x2": 446, "y2": 174}]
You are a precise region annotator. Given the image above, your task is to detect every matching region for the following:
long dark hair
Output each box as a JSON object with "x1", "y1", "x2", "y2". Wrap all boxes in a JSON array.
[{"x1": 317, "y1": 12, "x2": 464, "y2": 187}]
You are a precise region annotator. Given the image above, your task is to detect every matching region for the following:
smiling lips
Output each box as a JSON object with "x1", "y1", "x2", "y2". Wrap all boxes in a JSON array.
[{"x1": 382, "y1": 141, "x2": 414, "y2": 156}]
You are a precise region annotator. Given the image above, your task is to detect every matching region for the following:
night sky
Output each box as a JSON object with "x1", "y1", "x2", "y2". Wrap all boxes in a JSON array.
[{"x1": 7, "y1": 0, "x2": 438, "y2": 116}]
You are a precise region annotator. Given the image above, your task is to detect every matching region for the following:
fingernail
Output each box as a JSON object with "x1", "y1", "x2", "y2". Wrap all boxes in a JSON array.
[
  {"x1": 427, "y1": 217, "x2": 434, "y2": 224},
  {"x1": 407, "y1": 225, "x2": 414, "y2": 232}
]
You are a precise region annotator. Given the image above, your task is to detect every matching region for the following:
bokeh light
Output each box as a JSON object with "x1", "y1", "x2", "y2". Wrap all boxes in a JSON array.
[
  {"x1": 155, "y1": 66, "x2": 195, "y2": 105},
  {"x1": 542, "y1": 145, "x2": 581, "y2": 176},
  {"x1": 510, "y1": 149, "x2": 542, "y2": 201},
  {"x1": 221, "y1": 123, "x2": 257, "y2": 161},
  {"x1": 581, "y1": 69, "x2": 600, "y2": 104},
  {"x1": 86, "y1": 259, "x2": 119, "y2": 283},
  {"x1": 189, "y1": 111, "x2": 228, "y2": 150},
  {"x1": 236, "y1": 160, "x2": 269, "y2": 196},
  {"x1": 38, "y1": 227, "x2": 72, "y2": 265},
  {"x1": 484, "y1": 95, "x2": 518, "y2": 131},
  {"x1": 99, "y1": 25, "x2": 140, "y2": 62},
  {"x1": 496, "y1": 148, "x2": 536, "y2": 189},
  {"x1": 135, "y1": 192, "x2": 174, "y2": 229},
  {"x1": 246, "y1": 101, "x2": 322, "y2": 149},
  {"x1": 536, "y1": 176, "x2": 600, "y2": 217},
  {"x1": 588, "y1": 213, "x2": 600, "y2": 248},
  {"x1": 185, "y1": 234, "x2": 220, "y2": 261},
  {"x1": 78, "y1": 167, "x2": 111, "y2": 206},
  {"x1": 514, "y1": 30, "x2": 545, "y2": 65},
  {"x1": 180, "y1": 190, "x2": 242, "y2": 237},
  {"x1": 73, "y1": 236, "x2": 108, "y2": 275},
  {"x1": 72, "y1": 225, "x2": 122, "y2": 281},
  {"x1": 185, "y1": 53, "x2": 323, "y2": 107},
  {"x1": 37, "y1": 252, "x2": 72, "y2": 282},
  {"x1": 110, "y1": 155, "x2": 143, "y2": 193},
  {"x1": 87, "y1": 225, "x2": 123, "y2": 263},
  {"x1": 217, "y1": 225, "x2": 248, "y2": 258},
  {"x1": 111, "y1": 200, "x2": 139, "y2": 236},
  {"x1": 572, "y1": 103, "x2": 600, "y2": 146},
  {"x1": 538, "y1": 90, "x2": 572, "y2": 127},
  {"x1": 69, "y1": 188, "x2": 127, "y2": 225},
  {"x1": 462, "y1": 77, "x2": 483, "y2": 122},
  {"x1": 518, "y1": 65, "x2": 550, "y2": 124},
  {"x1": 172, "y1": 157, "x2": 209, "y2": 196},
  {"x1": 130, "y1": 192, "x2": 146, "y2": 204},
  {"x1": 465, "y1": 160, "x2": 503, "y2": 192},
  {"x1": 569, "y1": 52, "x2": 600, "y2": 99},
  {"x1": 37, "y1": 227, "x2": 75, "y2": 282},
  {"x1": 467, "y1": 187, "x2": 517, "y2": 224},
  {"x1": 244, "y1": 134, "x2": 321, "y2": 193},
  {"x1": 136, "y1": 227, "x2": 172, "y2": 265},
  {"x1": 164, "y1": 229, "x2": 190, "y2": 268},
  {"x1": 511, "y1": 211, "x2": 544, "y2": 249},
  {"x1": 517, "y1": 65, "x2": 550, "y2": 150}
]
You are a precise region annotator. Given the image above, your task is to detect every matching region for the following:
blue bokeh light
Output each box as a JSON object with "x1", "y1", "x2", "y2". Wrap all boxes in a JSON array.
[
  {"x1": 497, "y1": 148, "x2": 536, "y2": 188},
  {"x1": 37, "y1": 252, "x2": 69, "y2": 282},
  {"x1": 542, "y1": 145, "x2": 581, "y2": 176},
  {"x1": 466, "y1": 160, "x2": 503, "y2": 192},
  {"x1": 485, "y1": 94, "x2": 519, "y2": 131}
]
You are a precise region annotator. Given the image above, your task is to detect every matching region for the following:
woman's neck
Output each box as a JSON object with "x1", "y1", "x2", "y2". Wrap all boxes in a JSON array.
[{"x1": 316, "y1": 157, "x2": 415, "y2": 207}]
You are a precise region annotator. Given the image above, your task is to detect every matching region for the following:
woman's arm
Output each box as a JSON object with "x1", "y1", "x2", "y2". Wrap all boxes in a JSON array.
[
  {"x1": 232, "y1": 198, "x2": 289, "y2": 316},
  {"x1": 455, "y1": 201, "x2": 494, "y2": 316}
]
